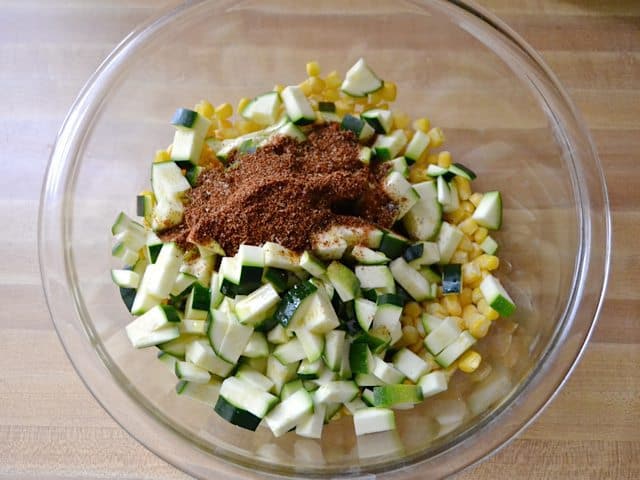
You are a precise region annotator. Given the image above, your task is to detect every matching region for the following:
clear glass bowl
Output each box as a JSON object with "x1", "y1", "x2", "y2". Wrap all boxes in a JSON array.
[{"x1": 39, "y1": 1, "x2": 610, "y2": 478}]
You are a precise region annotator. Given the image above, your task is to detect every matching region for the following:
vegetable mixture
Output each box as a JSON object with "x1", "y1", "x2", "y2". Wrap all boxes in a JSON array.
[{"x1": 111, "y1": 59, "x2": 516, "y2": 439}]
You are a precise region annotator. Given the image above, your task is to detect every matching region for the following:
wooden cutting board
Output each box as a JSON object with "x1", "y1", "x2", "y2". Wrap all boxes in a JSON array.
[{"x1": 0, "y1": 1, "x2": 637, "y2": 478}]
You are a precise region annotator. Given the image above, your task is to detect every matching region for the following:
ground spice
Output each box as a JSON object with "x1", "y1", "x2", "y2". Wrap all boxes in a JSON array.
[{"x1": 160, "y1": 123, "x2": 397, "y2": 255}]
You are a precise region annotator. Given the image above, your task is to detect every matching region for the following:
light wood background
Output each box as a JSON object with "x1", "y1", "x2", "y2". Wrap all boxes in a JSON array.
[{"x1": 1, "y1": 1, "x2": 638, "y2": 478}]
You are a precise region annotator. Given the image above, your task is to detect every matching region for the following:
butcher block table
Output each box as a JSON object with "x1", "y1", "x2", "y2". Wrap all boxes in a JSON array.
[{"x1": 1, "y1": 1, "x2": 638, "y2": 478}]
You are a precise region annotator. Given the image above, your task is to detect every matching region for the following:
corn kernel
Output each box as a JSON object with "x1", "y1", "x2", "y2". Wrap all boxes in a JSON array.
[
  {"x1": 444, "y1": 208, "x2": 468, "y2": 225},
  {"x1": 381, "y1": 81, "x2": 397, "y2": 102},
  {"x1": 459, "y1": 350, "x2": 482, "y2": 373},
  {"x1": 459, "y1": 218, "x2": 478, "y2": 236},
  {"x1": 458, "y1": 237, "x2": 474, "y2": 253},
  {"x1": 218, "y1": 118, "x2": 233, "y2": 130},
  {"x1": 325, "y1": 70, "x2": 341, "y2": 88},
  {"x1": 469, "y1": 192, "x2": 484, "y2": 207},
  {"x1": 454, "y1": 176, "x2": 472, "y2": 200},
  {"x1": 154, "y1": 149, "x2": 170, "y2": 163},
  {"x1": 220, "y1": 127, "x2": 239, "y2": 139},
  {"x1": 298, "y1": 79, "x2": 313, "y2": 96},
  {"x1": 461, "y1": 201, "x2": 475, "y2": 214},
  {"x1": 469, "y1": 243, "x2": 483, "y2": 260},
  {"x1": 402, "y1": 325, "x2": 419, "y2": 345},
  {"x1": 377, "y1": 102, "x2": 390, "y2": 110},
  {"x1": 368, "y1": 90, "x2": 383, "y2": 105},
  {"x1": 459, "y1": 288, "x2": 473, "y2": 307},
  {"x1": 409, "y1": 166, "x2": 430, "y2": 183},
  {"x1": 428, "y1": 127, "x2": 445, "y2": 147},
  {"x1": 404, "y1": 302, "x2": 422, "y2": 318},
  {"x1": 451, "y1": 250, "x2": 469, "y2": 264},
  {"x1": 485, "y1": 307, "x2": 500, "y2": 321},
  {"x1": 323, "y1": 88, "x2": 340, "y2": 102},
  {"x1": 476, "y1": 254, "x2": 499, "y2": 271},
  {"x1": 413, "y1": 117, "x2": 431, "y2": 133},
  {"x1": 472, "y1": 287, "x2": 483, "y2": 304},
  {"x1": 400, "y1": 314, "x2": 413, "y2": 326},
  {"x1": 425, "y1": 302, "x2": 446, "y2": 316},
  {"x1": 462, "y1": 262, "x2": 482, "y2": 285},
  {"x1": 389, "y1": 111, "x2": 408, "y2": 130},
  {"x1": 462, "y1": 304, "x2": 480, "y2": 322},
  {"x1": 453, "y1": 316, "x2": 466, "y2": 330},
  {"x1": 309, "y1": 76, "x2": 325, "y2": 94},
  {"x1": 474, "y1": 227, "x2": 489, "y2": 243},
  {"x1": 213, "y1": 103, "x2": 232, "y2": 120},
  {"x1": 306, "y1": 60, "x2": 321, "y2": 77},
  {"x1": 195, "y1": 100, "x2": 214, "y2": 119},
  {"x1": 470, "y1": 317, "x2": 491, "y2": 338},
  {"x1": 476, "y1": 298, "x2": 490, "y2": 313},
  {"x1": 442, "y1": 294, "x2": 462, "y2": 316},
  {"x1": 238, "y1": 119, "x2": 260, "y2": 134},
  {"x1": 237, "y1": 97, "x2": 251, "y2": 115},
  {"x1": 335, "y1": 100, "x2": 351, "y2": 116},
  {"x1": 437, "y1": 151, "x2": 452, "y2": 168}
]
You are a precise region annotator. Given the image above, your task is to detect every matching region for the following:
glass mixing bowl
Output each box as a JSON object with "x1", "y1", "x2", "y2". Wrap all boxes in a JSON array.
[{"x1": 39, "y1": 1, "x2": 610, "y2": 478}]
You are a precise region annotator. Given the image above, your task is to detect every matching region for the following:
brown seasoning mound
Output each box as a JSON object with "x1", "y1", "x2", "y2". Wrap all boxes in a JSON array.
[{"x1": 161, "y1": 123, "x2": 397, "y2": 255}]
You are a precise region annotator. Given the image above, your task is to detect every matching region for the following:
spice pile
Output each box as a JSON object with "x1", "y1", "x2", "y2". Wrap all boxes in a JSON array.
[{"x1": 164, "y1": 123, "x2": 396, "y2": 255}]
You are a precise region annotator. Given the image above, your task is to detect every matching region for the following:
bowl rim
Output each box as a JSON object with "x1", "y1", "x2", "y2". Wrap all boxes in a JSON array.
[{"x1": 39, "y1": 0, "x2": 611, "y2": 478}]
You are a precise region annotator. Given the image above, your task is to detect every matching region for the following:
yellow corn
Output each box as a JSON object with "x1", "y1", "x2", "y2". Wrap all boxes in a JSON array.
[
  {"x1": 306, "y1": 60, "x2": 321, "y2": 77},
  {"x1": 458, "y1": 237, "x2": 474, "y2": 253},
  {"x1": 476, "y1": 254, "x2": 499, "y2": 271},
  {"x1": 425, "y1": 154, "x2": 437, "y2": 165},
  {"x1": 462, "y1": 304, "x2": 480, "y2": 323},
  {"x1": 195, "y1": 100, "x2": 214, "y2": 119},
  {"x1": 459, "y1": 218, "x2": 478, "y2": 236},
  {"x1": 220, "y1": 127, "x2": 239, "y2": 139},
  {"x1": 273, "y1": 84, "x2": 284, "y2": 94},
  {"x1": 437, "y1": 151, "x2": 452, "y2": 168},
  {"x1": 459, "y1": 350, "x2": 482, "y2": 373},
  {"x1": 469, "y1": 192, "x2": 484, "y2": 207},
  {"x1": 218, "y1": 118, "x2": 233, "y2": 130},
  {"x1": 323, "y1": 88, "x2": 340, "y2": 102},
  {"x1": 381, "y1": 81, "x2": 397, "y2": 102},
  {"x1": 154, "y1": 149, "x2": 170, "y2": 163},
  {"x1": 476, "y1": 298, "x2": 490, "y2": 313},
  {"x1": 404, "y1": 302, "x2": 422, "y2": 318},
  {"x1": 451, "y1": 250, "x2": 469, "y2": 264},
  {"x1": 444, "y1": 208, "x2": 468, "y2": 225},
  {"x1": 377, "y1": 102, "x2": 390, "y2": 110},
  {"x1": 368, "y1": 90, "x2": 383, "y2": 105},
  {"x1": 470, "y1": 316, "x2": 491, "y2": 338},
  {"x1": 334, "y1": 100, "x2": 351, "y2": 116},
  {"x1": 459, "y1": 287, "x2": 473, "y2": 307},
  {"x1": 428, "y1": 127, "x2": 445, "y2": 147},
  {"x1": 461, "y1": 200, "x2": 475, "y2": 213},
  {"x1": 214, "y1": 102, "x2": 233, "y2": 120},
  {"x1": 462, "y1": 262, "x2": 482, "y2": 285},
  {"x1": 237, "y1": 119, "x2": 260, "y2": 134},
  {"x1": 472, "y1": 287, "x2": 483, "y2": 304},
  {"x1": 469, "y1": 243, "x2": 483, "y2": 260},
  {"x1": 409, "y1": 166, "x2": 430, "y2": 183},
  {"x1": 298, "y1": 79, "x2": 313, "y2": 96},
  {"x1": 454, "y1": 176, "x2": 472, "y2": 200},
  {"x1": 441, "y1": 294, "x2": 462, "y2": 316},
  {"x1": 325, "y1": 70, "x2": 341, "y2": 88},
  {"x1": 392, "y1": 111, "x2": 410, "y2": 129},
  {"x1": 425, "y1": 302, "x2": 446, "y2": 316},
  {"x1": 400, "y1": 314, "x2": 413, "y2": 326},
  {"x1": 237, "y1": 97, "x2": 251, "y2": 115},
  {"x1": 474, "y1": 227, "x2": 489, "y2": 243},
  {"x1": 413, "y1": 117, "x2": 431, "y2": 133},
  {"x1": 485, "y1": 307, "x2": 500, "y2": 321},
  {"x1": 309, "y1": 76, "x2": 325, "y2": 94},
  {"x1": 402, "y1": 325, "x2": 419, "y2": 345}
]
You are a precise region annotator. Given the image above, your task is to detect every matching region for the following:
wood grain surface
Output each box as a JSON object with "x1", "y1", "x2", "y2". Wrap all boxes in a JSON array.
[{"x1": 0, "y1": 1, "x2": 638, "y2": 478}]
